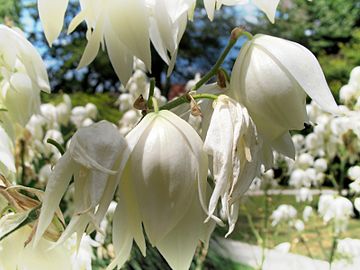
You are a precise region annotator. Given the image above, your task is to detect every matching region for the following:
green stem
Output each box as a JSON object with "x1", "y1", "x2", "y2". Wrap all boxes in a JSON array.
[
  {"x1": 152, "y1": 97, "x2": 159, "y2": 113},
  {"x1": 244, "y1": 208, "x2": 263, "y2": 244},
  {"x1": 20, "y1": 139, "x2": 26, "y2": 185},
  {"x1": 329, "y1": 225, "x2": 338, "y2": 270},
  {"x1": 260, "y1": 188, "x2": 270, "y2": 270},
  {"x1": 314, "y1": 227, "x2": 328, "y2": 259},
  {"x1": 159, "y1": 93, "x2": 218, "y2": 111},
  {"x1": 338, "y1": 153, "x2": 347, "y2": 193},
  {"x1": 192, "y1": 29, "x2": 252, "y2": 91},
  {"x1": 147, "y1": 78, "x2": 156, "y2": 110},
  {"x1": 299, "y1": 235, "x2": 313, "y2": 259},
  {"x1": 47, "y1": 138, "x2": 65, "y2": 155}
]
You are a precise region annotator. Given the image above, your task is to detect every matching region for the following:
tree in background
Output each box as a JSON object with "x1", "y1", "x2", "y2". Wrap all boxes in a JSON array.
[{"x1": 0, "y1": 0, "x2": 21, "y2": 24}]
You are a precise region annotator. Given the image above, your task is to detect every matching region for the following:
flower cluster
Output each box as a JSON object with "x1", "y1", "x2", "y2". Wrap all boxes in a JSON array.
[{"x1": 37, "y1": 0, "x2": 280, "y2": 83}]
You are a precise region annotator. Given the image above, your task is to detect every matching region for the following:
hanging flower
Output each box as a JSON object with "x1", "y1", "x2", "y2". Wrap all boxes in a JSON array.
[
  {"x1": 318, "y1": 194, "x2": 354, "y2": 234},
  {"x1": 203, "y1": 95, "x2": 261, "y2": 236},
  {"x1": 147, "y1": 0, "x2": 195, "y2": 75},
  {"x1": 229, "y1": 34, "x2": 338, "y2": 160},
  {"x1": 109, "y1": 110, "x2": 214, "y2": 270},
  {"x1": 34, "y1": 121, "x2": 130, "y2": 246},
  {"x1": 67, "y1": 0, "x2": 151, "y2": 84},
  {"x1": 203, "y1": 0, "x2": 280, "y2": 23},
  {"x1": 0, "y1": 25, "x2": 50, "y2": 126}
]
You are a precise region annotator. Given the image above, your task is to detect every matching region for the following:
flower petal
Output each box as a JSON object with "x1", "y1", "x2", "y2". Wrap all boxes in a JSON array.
[
  {"x1": 34, "y1": 152, "x2": 77, "y2": 246},
  {"x1": 38, "y1": 0, "x2": 69, "y2": 45},
  {"x1": 252, "y1": 0, "x2": 280, "y2": 23},
  {"x1": 253, "y1": 34, "x2": 339, "y2": 114}
]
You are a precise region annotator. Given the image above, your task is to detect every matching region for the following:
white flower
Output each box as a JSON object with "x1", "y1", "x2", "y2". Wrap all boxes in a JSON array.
[
  {"x1": 337, "y1": 238, "x2": 360, "y2": 258},
  {"x1": 292, "y1": 134, "x2": 305, "y2": 152},
  {"x1": 109, "y1": 110, "x2": 214, "y2": 270},
  {"x1": 296, "y1": 153, "x2": 314, "y2": 169},
  {"x1": 65, "y1": 234, "x2": 98, "y2": 270},
  {"x1": 271, "y1": 204, "x2": 297, "y2": 227},
  {"x1": 0, "y1": 25, "x2": 50, "y2": 126},
  {"x1": 296, "y1": 187, "x2": 313, "y2": 203},
  {"x1": 349, "y1": 66, "x2": 360, "y2": 88},
  {"x1": 289, "y1": 169, "x2": 307, "y2": 188},
  {"x1": 354, "y1": 198, "x2": 360, "y2": 212},
  {"x1": 314, "y1": 158, "x2": 327, "y2": 173},
  {"x1": 349, "y1": 180, "x2": 360, "y2": 194},
  {"x1": 204, "y1": 0, "x2": 280, "y2": 23},
  {"x1": 38, "y1": 164, "x2": 52, "y2": 184},
  {"x1": 0, "y1": 226, "x2": 73, "y2": 270},
  {"x1": 34, "y1": 121, "x2": 129, "y2": 246},
  {"x1": 230, "y1": 34, "x2": 338, "y2": 160},
  {"x1": 203, "y1": 95, "x2": 261, "y2": 235},
  {"x1": 147, "y1": 0, "x2": 195, "y2": 75},
  {"x1": 70, "y1": 0, "x2": 151, "y2": 84},
  {"x1": 318, "y1": 194, "x2": 353, "y2": 234},
  {"x1": 303, "y1": 206, "x2": 313, "y2": 222},
  {"x1": 348, "y1": 165, "x2": 360, "y2": 181},
  {"x1": 294, "y1": 219, "x2": 305, "y2": 232},
  {"x1": 38, "y1": 0, "x2": 196, "y2": 83}
]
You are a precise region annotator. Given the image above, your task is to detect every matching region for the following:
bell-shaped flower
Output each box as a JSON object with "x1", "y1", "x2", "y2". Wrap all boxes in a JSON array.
[
  {"x1": 203, "y1": 95, "x2": 262, "y2": 236},
  {"x1": 34, "y1": 121, "x2": 130, "y2": 247},
  {"x1": 0, "y1": 25, "x2": 50, "y2": 126},
  {"x1": 318, "y1": 194, "x2": 354, "y2": 234},
  {"x1": 204, "y1": 0, "x2": 280, "y2": 23},
  {"x1": 230, "y1": 34, "x2": 338, "y2": 160},
  {"x1": 147, "y1": 0, "x2": 195, "y2": 75},
  {"x1": 109, "y1": 110, "x2": 214, "y2": 270},
  {"x1": 66, "y1": 0, "x2": 151, "y2": 84}
]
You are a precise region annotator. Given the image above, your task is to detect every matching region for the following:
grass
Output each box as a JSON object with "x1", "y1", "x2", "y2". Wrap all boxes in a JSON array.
[{"x1": 217, "y1": 192, "x2": 360, "y2": 261}]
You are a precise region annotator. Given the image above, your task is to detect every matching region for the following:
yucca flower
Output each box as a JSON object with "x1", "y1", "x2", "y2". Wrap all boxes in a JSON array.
[
  {"x1": 109, "y1": 110, "x2": 214, "y2": 270},
  {"x1": 203, "y1": 0, "x2": 280, "y2": 22},
  {"x1": 0, "y1": 25, "x2": 50, "y2": 126},
  {"x1": 203, "y1": 95, "x2": 261, "y2": 236},
  {"x1": 230, "y1": 34, "x2": 338, "y2": 161},
  {"x1": 34, "y1": 121, "x2": 129, "y2": 246}
]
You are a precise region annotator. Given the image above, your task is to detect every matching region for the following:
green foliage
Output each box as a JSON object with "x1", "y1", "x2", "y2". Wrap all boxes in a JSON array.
[
  {"x1": 319, "y1": 29, "x2": 360, "y2": 97},
  {"x1": 0, "y1": 0, "x2": 21, "y2": 24}
]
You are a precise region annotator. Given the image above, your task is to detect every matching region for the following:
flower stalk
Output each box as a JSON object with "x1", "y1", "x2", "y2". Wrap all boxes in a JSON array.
[{"x1": 192, "y1": 28, "x2": 252, "y2": 91}]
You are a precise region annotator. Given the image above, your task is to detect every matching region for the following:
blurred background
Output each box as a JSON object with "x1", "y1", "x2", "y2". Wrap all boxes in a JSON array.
[{"x1": 2, "y1": 1, "x2": 360, "y2": 269}]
